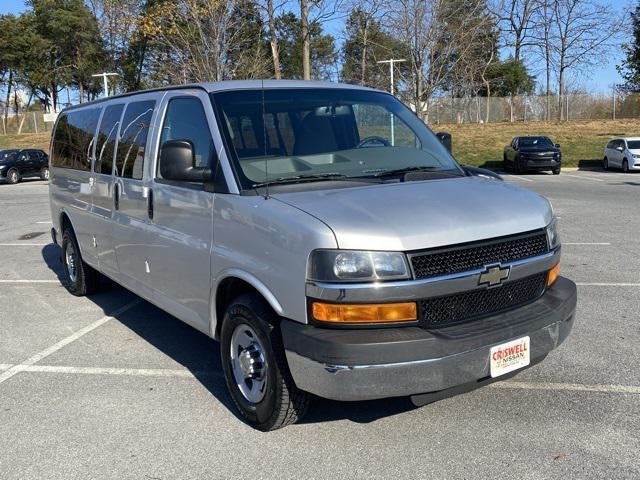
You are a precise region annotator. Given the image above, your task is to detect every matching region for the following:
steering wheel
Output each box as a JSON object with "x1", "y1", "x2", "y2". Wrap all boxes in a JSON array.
[{"x1": 356, "y1": 136, "x2": 391, "y2": 148}]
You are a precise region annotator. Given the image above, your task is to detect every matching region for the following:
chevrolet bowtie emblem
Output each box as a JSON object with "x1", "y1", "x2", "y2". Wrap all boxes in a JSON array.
[{"x1": 479, "y1": 264, "x2": 511, "y2": 287}]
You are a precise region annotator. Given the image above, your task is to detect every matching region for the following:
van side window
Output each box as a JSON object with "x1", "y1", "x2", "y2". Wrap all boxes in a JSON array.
[
  {"x1": 52, "y1": 108, "x2": 101, "y2": 171},
  {"x1": 115, "y1": 100, "x2": 155, "y2": 180},
  {"x1": 95, "y1": 104, "x2": 124, "y2": 175},
  {"x1": 158, "y1": 97, "x2": 216, "y2": 174}
]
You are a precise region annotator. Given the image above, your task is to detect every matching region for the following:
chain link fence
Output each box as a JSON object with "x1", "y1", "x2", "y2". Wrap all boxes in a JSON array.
[
  {"x1": 419, "y1": 93, "x2": 640, "y2": 125},
  {"x1": 0, "y1": 112, "x2": 54, "y2": 135}
]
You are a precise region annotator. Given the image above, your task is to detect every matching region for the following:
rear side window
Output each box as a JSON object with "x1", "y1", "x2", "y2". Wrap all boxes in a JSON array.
[
  {"x1": 158, "y1": 97, "x2": 215, "y2": 173},
  {"x1": 52, "y1": 108, "x2": 101, "y2": 171},
  {"x1": 115, "y1": 100, "x2": 155, "y2": 179},
  {"x1": 95, "y1": 104, "x2": 124, "y2": 175}
]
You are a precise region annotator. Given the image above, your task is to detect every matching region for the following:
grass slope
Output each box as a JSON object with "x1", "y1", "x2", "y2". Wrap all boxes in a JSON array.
[
  {"x1": 438, "y1": 119, "x2": 640, "y2": 168},
  {"x1": 2, "y1": 118, "x2": 640, "y2": 169},
  {"x1": 0, "y1": 133, "x2": 51, "y2": 152}
]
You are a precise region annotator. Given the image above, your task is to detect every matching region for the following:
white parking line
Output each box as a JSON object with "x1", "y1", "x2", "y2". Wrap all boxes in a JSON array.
[
  {"x1": 564, "y1": 242, "x2": 611, "y2": 246},
  {"x1": 502, "y1": 174, "x2": 534, "y2": 182},
  {"x1": 564, "y1": 174, "x2": 605, "y2": 182},
  {"x1": 0, "y1": 299, "x2": 142, "y2": 385},
  {"x1": 0, "y1": 243, "x2": 49, "y2": 246},
  {"x1": 36, "y1": 221, "x2": 52, "y2": 224},
  {"x1": 576, "y1": 282, "x2": 640, "y2": 287},
  {"x1": 0, "y1": 364, "x2": 13, "y2": 371},
  {"x1": 21, "y1": 365, "x2": 218, "y2": 378},
  {"x1": 0, "y1": 280, "x2": 59, "y2": 284},
  {"x1": 492, "y1": 381, "x2": 640, "y2": 395}
]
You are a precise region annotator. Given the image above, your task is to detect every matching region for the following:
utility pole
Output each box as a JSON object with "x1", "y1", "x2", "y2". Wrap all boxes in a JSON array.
[
  {"x1": 91, "y1": 72, "x2": 120, "y2": 98},
  {"x1": 377, "y1": 59, "x2": 406, "y2": 145}
]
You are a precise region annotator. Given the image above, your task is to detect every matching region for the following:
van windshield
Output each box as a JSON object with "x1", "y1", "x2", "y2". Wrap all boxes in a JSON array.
[{"x1": 211, "y1": 88, "x2": 462, "y2": 189}]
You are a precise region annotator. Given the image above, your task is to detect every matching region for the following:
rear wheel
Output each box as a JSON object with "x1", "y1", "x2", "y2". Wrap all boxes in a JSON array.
[
  {"x1": 603, "y1": 157, "x2": 609, "y2": 170},
  {"x1": 623, "y1": 159, "x2": 630, "y2": 173},
  {"x1": 220, "y1": 293, "x2": 310, "y2": 431},
  {"x1": 6, "y1": 168, "x2": 19, "y2": 184},
  {"x1": 40, "y1": 166, "x2": 49, "y2": 181},
  {"x1": 61, "y1": 228, "x2": 98, "y2": 296}
]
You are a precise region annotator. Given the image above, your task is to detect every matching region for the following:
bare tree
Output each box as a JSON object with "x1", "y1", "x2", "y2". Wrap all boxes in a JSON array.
[
  {"x1": 551, "y1": 0, "x2": 622, "y2": 120},
  {"x1": 387, "y1": 0, "x2": 488, "y2": 121},
  {"x1": 262, "y1": 0, "x2": 285, "y2": 79},
  {"x1": 299, "y1": 0, "x2": 342, "y2": 80},
  {"x1": 492, "y1": 0, "x2": 539, "y2": 62},
  {"x1": 531, "y1": 0, "x2": 554, "y2": 120}
]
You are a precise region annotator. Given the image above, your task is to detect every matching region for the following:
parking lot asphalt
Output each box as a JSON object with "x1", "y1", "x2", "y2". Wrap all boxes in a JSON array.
[{"x1": 0, "y1": 172, "x2": 639, "y2": 479}]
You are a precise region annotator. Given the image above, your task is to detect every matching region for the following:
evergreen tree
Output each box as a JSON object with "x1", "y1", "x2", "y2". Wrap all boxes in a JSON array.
[
  {"x1": 617, "y1": 1, "x2": 640, "y2": 92},
  {"x1": 341, "y1": 8, "x2": 409, "y2": 91},
  {"x1": 276, "y1": 12, "x2": 337, "y2": 80}
]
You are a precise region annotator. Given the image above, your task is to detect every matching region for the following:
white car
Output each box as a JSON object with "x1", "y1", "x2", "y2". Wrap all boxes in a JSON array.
[{"x1": 603, "y1": 137, "x2": 640, "y2": 172}]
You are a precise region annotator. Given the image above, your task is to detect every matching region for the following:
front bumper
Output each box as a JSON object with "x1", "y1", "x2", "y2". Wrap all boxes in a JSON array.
[
  {"x1": 523, "y1": 158, "x2": 561, "y2": 170},
  {"x1": 282, "y1": 276, "x2": 576, "y2": 401}
]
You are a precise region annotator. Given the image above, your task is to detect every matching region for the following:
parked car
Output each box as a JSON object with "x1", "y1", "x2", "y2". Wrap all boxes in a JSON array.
[
  {"x1": 49, "y1": 81, "x2": 576, "y2": 431},
  {"x1": 603, "y1": 137, "x2": 640, "y2": 172},
  {"x1": 503, "y1": 136, "x2": 561, "y2": 174},
  {"x1": 0, "y1": 148, "x2": 49, "y2": 184}
]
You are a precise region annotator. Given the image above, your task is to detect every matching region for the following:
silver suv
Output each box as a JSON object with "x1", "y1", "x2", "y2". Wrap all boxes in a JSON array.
[{"x1": 48, "y1": 81, "x2": 576, "y2": 430}]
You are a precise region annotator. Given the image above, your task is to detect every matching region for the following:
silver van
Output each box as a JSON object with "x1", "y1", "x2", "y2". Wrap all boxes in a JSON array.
[{"x1": 49, "y1": 81, "x2": 576, "y2": 430}]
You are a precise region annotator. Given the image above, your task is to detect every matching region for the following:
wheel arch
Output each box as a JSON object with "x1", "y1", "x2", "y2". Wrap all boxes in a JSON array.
[{"x1": 211, "y1": 270, "x2": 284, "y2": 340}]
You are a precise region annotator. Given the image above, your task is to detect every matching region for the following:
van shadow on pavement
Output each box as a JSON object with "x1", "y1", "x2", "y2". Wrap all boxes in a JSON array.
[{"x1": 41, "y1": 243, "x2": 419, "y2": 426}]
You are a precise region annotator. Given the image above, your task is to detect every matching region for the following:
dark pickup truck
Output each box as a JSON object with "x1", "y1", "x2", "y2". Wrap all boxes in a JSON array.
[{"x1": 503, "y1": 136, "x2": 561, "y2": 175}]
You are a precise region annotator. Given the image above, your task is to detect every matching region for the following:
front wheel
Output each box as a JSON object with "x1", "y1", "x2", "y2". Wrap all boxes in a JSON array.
[
  {"x1": 40, "y1": 166, "x2": 49, "y2": 181},
  {"x1": 623, "y1": 159, "x2": 630, "y2": 173},
  {"x1": 603, "y1": 157, "x2": 609, "y2": 170},
  {"x1": 6, "y1": 168, "x2": 19, "y2": 184},
  {"x1": 552, "y1": 167, "x2": 561, "y2": 175},
  {"x1": 220, "y1": 293, "x2": 310, "y2": 431}
]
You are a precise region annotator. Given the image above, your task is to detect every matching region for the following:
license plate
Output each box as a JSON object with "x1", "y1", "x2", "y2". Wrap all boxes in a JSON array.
[{"x1": 490, "y1": 336, "x2": 530, "y2": 378}]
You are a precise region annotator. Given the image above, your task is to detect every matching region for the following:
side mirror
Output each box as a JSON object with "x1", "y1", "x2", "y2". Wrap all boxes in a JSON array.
[
  {"x1": 555, "y1": 143, "x2": 560, "y2": 148},
  {"x1": 436, "y1": 131, "x2": 452, "y2": 153},
  {"x1": 159, "y1": 140, "x2": 211, "y2": 182},
  {"x1": 616, "y1": 146, "x2": 624, "y2": 152}
]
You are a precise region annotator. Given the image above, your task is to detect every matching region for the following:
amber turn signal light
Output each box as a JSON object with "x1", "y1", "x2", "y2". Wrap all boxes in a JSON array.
[
  {"x1": 547, "y1": 261, "x2": 560, "y2": 287},
  {"x1": 312, "y1": 302, "x2": 418, "y2": 324}
]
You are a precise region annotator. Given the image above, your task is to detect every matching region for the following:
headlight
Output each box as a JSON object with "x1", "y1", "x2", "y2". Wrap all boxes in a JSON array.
[
  {"x1": 546, "y1": 218, "x2": 560, "y2": 250},
  {"x1": 308, "y1": 250, "x2": 411, "y2": 282}
]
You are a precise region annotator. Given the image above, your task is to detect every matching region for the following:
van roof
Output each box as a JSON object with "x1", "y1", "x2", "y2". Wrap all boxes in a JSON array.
[{"x1": 61, "y1": 80, "x2": 384, "y2": 113}]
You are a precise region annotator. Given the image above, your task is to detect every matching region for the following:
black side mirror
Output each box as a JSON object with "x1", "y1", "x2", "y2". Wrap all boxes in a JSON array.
[
  {"x1": 159, "y1": 140, "x2": 211, "y2": 182},
  {"x1": 436, "y1": 131, "x2": 452, "y2": 153},
  {"x1": 555, "y1": 143, "x2": 560, "y2": 148}
]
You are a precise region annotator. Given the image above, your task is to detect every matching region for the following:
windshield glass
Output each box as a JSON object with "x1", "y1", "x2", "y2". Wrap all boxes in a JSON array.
[
  {"x1": 211, "y1": 88, "x2": 461, "y2": 189},
  {"x1": 626, "y1": 140, "x2": 640, "y2": 149},
  {"x1": 519, "y1": 136, "x2": 553, "y2": 148},
  {"x1": 0, "y1": 150, "x2": 18, "y2": 160}
]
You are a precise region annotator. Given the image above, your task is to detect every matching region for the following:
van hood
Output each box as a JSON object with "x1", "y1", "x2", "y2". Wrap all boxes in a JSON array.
[{"x1": 272, "y1": 177, "x2": 553, "y2": 251}]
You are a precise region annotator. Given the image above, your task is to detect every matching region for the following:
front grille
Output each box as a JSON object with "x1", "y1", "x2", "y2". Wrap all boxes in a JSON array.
[
  {"x1": 410, "y1": 231, "x2": 549, "y2": 280},
  {"x1": 419, "y1": 272, "x2": 547, "y2": 328}
]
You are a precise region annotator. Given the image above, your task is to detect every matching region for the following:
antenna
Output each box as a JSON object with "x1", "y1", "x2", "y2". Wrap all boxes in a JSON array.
[{"x1": 261, "y1": 80, "x2": 269, "y2": 199}]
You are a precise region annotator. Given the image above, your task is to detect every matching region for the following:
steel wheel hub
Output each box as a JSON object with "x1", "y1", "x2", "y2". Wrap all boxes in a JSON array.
[
  {"x1": 230, "y1": 324, "x2": 268, "y2": 403},
  {"x1": 65, "y1": 243, "x2": 78, "y2": 283}
]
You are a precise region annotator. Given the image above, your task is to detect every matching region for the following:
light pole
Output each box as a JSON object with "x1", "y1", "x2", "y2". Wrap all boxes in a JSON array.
[
  {"x1": 377, "y1": 59, "x2": 406, "y2": 145},
  {"x1": 91, "y1": 72, "x2": 120, "y2": 98}
]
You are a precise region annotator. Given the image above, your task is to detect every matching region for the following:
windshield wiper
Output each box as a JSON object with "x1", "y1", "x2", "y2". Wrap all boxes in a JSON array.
[
  {"x1": 373, "y1": 166, "x2": 444, "y2": 177},
  {"x1": 252, "y1": 173, "x2": 375, "y2": 188}
]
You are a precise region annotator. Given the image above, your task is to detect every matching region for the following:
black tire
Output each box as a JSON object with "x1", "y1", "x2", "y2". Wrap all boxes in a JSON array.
[
  {"x1": 220, "y1": 293, "x2": 310, "y2": 431},
  {"x1": 61, "y1": 228, "x2": 98, "y2": 296},
  {"x1": 552, "y1": 167, "x2": 561, "y2": 175},
  {"x1": 6, "y1": 168, "x2": 19, "y2": 184},
  {"x1": 603, "y1": 157, "x2": 609, "y2": 170},
  {"x1": 623, "y1": 159, "x2": 630, "y2": 173},
  {"x1": 514, "y1": 156, "x2": 522, "y2": 174},
  {"x1": 40, "y1": 166, "x2": 49, "y2": 181}
]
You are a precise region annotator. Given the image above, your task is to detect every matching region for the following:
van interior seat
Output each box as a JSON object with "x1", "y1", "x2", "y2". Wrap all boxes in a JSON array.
[{"x1": 294, "y1": 112, "x2": 339, "y2": 156}]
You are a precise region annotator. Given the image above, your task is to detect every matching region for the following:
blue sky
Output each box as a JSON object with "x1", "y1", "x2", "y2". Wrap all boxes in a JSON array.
[{"x1": 1, "y1": 0, "x2": 633, "y2": 93}]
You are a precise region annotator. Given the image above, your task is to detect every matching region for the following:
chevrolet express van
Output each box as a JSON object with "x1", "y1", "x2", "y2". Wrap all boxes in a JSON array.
[{"x1": 49, "y1": 81, "x2": 577, "y2": 431}]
